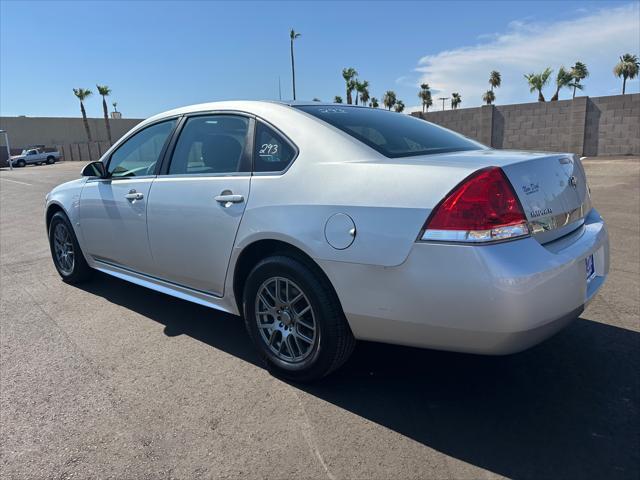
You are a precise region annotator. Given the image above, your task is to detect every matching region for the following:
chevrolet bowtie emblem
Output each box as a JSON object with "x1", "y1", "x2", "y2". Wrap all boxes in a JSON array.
[{"x1": 569, "y1": 176, "x2": 578, "y2": 188}]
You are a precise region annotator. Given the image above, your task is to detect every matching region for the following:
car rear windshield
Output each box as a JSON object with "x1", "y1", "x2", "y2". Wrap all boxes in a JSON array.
[{"x1": 295, "y1": 105, "x2": 484, "y2": 158}]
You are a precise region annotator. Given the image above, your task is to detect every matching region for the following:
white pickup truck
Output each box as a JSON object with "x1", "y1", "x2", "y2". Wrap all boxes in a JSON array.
[{"x1": 10, "y1": 148, "x2": 60, "y2": 167}]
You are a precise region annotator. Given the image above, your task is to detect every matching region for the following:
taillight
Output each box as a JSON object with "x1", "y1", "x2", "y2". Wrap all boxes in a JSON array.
[{"x1": 421, "y1": 166, "x2": 529, "y2": 243}]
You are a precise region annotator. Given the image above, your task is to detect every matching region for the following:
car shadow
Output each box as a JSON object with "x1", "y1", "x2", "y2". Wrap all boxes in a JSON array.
[{"x1": 78, "y1": 272, "x2": 639, "y2": 480}]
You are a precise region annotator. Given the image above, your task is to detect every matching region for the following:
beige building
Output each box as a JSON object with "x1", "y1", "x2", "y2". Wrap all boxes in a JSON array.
[{"x1": 0, "y1": 116, "x2": 142, "y2": 149}]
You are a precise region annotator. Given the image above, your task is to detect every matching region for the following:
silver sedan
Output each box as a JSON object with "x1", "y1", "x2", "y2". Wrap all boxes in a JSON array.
[{"x1": 45, "y1": 101, "x2": 609, "y2": 381}]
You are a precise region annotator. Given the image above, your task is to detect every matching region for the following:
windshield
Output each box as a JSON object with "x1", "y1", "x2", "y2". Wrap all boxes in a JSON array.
[{"x1": 295, "y1": 105, "x2": 484, "y2": 158}]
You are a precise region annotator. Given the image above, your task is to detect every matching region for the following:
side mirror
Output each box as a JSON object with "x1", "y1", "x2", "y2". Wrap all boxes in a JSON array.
[{"x1": 81, "y1": 161, "x2": 106, "y2": 178}]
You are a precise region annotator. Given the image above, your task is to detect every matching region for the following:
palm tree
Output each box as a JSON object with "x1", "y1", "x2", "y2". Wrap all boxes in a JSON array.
[
  {"x1": 73, "y1": 88, "x2": 93, "y2": 142},
  {"x1": 354, "y1": 80, "x2": 362, "y2": 105},
  {"x1": 342, "y1": 67, "x2": 358, "y2": 104},
  {"x1": 451, "y1": 92, "x2": 462, "y2": 109},
  {"x1": 96, "y1": 85, "x2": 112, "y2": 144},
  {"x1": 383, "y1": 90, "x2": 397, "y2": 110},
  {"x1": 347, "y1": 80, "x2": 357, "y2": 105},
  {"x1": 489, "y1": 71, "x2": 501, "y2": 91},
  {"x1": 524, "y1": 68, "x2": 552, "y2": 102},
  {"x1": 289, "y1": 29, "x2": 301, "y2": 100},
  {"x1": 614, "y1": 53, "x2": 639, "y2": 94},
  {"x1": 112, "y1": 101, "x2": 118, "y2": 113},
  {"x1": 425, "y1": 92, "x2": 433, "y2": 112},
  {"x1": 360, "y1": 89, "x2": 371, "y2": 107},
  {"x1": 370, "y1": 97, "x2": 379, "y2": 108},
  {"x1": 394, "y1": 100, "x2": 405, "y2": 113},
  {"x1": 358, "y1": 80, "x2": 370, "y2": 106},
  {"x1": 570, "y1": 62, "x2": 589, "y2": 99},
  {"x1": 550, "y1": 67, "x2": 574, "y2": 101},
  {"x1": 418, "y1": 83, "x2": 432, "y2": 113},
  {"x1": 482, "y1": 90, "x2": 495, "y2": 105},
  {"x1": 333, "y1": 95, "x2": 343, "y2": 103},
  {"x1": 488, "y1": 70, "x2": 501, "y2": 103}
]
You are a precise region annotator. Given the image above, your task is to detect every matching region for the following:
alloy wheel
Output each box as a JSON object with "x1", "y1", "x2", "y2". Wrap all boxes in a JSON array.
[
  {"x1": 255, "y1": 277, "x2": 318, "y2": 363},
  {"x1": 53, "y1": 223, "x2": 75, "y2": 275}
]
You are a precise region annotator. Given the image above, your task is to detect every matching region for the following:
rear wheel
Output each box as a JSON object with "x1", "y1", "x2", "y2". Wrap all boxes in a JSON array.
[
  {"x1": 48, "y1": 211, "x2": 92, "y2": 283},
  {"x1": 46, "y1": 156, "x2": 56, "y2": 164},
  {"x1": 243, "y1": 255, "x2": 355, "y2": 382}
]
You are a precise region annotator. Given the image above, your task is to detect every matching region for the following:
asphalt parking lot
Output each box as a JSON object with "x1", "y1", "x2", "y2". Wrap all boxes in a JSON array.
[{"x1": 1, "y1": 158, "x2": 638, "y2": 480}]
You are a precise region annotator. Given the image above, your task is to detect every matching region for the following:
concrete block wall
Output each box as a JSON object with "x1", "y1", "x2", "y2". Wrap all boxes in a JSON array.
[
  {"x1": 1, "y1": 96, "x2": 637, "y2": 162},
  {"x1": 412, "y1": 93, "x2": 639, "y2": 156},
  {"x1": 56, "y1": 141, "x2": 114, "y2": 162},
  {"x1": 584, "y1": 94, "x2": 640, "y2": 156},
  {"x1": 493, "y1": 99, "x2": 573, "y2": 151},
  {"x1": 414, "y1": 106, "x2": 484, "y2": 141}
]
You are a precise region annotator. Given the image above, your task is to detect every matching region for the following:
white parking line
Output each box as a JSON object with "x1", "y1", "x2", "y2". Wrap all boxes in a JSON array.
[{"x1": 0, "y1": 177, "x2": 33, "y2": 186}]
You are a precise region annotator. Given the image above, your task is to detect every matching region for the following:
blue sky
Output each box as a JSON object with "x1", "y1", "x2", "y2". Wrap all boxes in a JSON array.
[{"x1": 1, "y1": 0, "x2": 638, "y2": 118}]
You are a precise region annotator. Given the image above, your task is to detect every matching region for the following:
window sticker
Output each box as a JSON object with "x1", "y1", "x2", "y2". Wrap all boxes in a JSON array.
[
  {"x1": 317, "y1": 107, "x2": 347, "y2": 114},
  {"x1": 259, "y1": 143, "x2": 279, "y2": 157}
]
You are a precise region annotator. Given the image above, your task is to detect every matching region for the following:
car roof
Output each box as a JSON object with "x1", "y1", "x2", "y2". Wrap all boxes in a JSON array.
[
  {"x1": 139, "y1": 100, "x2": 280, "y2": 126},
  {"x1": 142, "y1": 100, "x2": 368, "y2": 124},
  {"x1": 269, "y1": 100, "x2": 369, "y2": 108}
]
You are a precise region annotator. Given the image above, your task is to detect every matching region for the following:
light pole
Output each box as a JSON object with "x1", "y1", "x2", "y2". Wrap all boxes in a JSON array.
[
  {"x1": 439, "y1": 97, "x2": 449, "y2": 111},
  {"x1": 0, "y1": 129, "x2": 12, "y2": 170}
]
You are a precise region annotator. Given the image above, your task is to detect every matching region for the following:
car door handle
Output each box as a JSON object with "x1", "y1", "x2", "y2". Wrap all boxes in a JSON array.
[
  {"x1": 214, "y1": 194, "x2": 244, "y2": 205},
  {"x1": 125, "y1": 190, "x2": 144, "y2": 201}
]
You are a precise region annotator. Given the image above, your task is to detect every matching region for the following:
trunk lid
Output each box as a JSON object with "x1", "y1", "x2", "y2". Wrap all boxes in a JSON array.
[{"x1": 499, "y1": 153, "x2": 590, "y2": 244}]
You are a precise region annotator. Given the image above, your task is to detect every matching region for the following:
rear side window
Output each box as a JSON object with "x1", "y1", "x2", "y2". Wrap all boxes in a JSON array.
[
  {"x1": 295, "y1": 105, "x2": 484, "y2": 158},
  {"x1": 169, "y1": 115, "x2": 249, "y2": 175},
  {"x1": 253, "y1": 122, "x2": 296, "y2": 172}
]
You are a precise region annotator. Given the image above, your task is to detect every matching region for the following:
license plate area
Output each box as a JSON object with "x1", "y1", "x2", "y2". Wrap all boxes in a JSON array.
[{"x1": 585, "y1": 254, "x2": 596, "y2": 281}]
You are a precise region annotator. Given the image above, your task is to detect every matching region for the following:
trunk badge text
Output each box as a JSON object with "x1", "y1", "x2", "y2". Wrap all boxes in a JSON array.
[
  {"x1": 530, "y1": 208, "x2": 553, "y2": 218},
  {"x1": 521, "y1": 183, "x2": 540, "y2": 195}
]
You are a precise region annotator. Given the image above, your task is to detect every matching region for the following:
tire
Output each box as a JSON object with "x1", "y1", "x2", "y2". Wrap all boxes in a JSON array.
[
  {"x1": 243, "y1": 254, "x2": 355, "y2": 382},
  {"x1": 46, "y1": 156, "x2": 56, "y2": 165},
  {"x1": 16, "y1": 159, "x2": 26, "y2": 168},
  {"x1": 48, "y1": 211, "x2": 92, "y2": 283}
]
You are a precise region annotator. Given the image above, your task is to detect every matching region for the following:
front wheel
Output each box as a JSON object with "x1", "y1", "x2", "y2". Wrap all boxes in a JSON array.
[
  {"x1": 16, "y1": 159, "x2": 26, "y2": 167},
  {"x1": 48, "y1": 211, "x2": 92, "y2": 283},
  {"x1": 243, "y1": 255, "x2": 355, "y2": 382}
]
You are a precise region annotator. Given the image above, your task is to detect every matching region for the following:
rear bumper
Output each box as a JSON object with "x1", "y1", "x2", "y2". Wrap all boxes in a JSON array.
[{"x1": 319, "y1": 208, "x2": 609, "y2": 354}]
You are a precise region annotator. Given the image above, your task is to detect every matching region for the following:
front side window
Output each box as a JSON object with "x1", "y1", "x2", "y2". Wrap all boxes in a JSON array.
[
  {"x1": 108, "y1": 119, "x2": 176, "y2": 177},
  {"x1": 295, "y1": 105, "x2": 484, "y2": 158},
  {"x1": 168, "y1": 115, "x2": 249, "y2": 175},
  {"x1": 253, "y1": 122, "x2": 296, "y2": 172}
]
